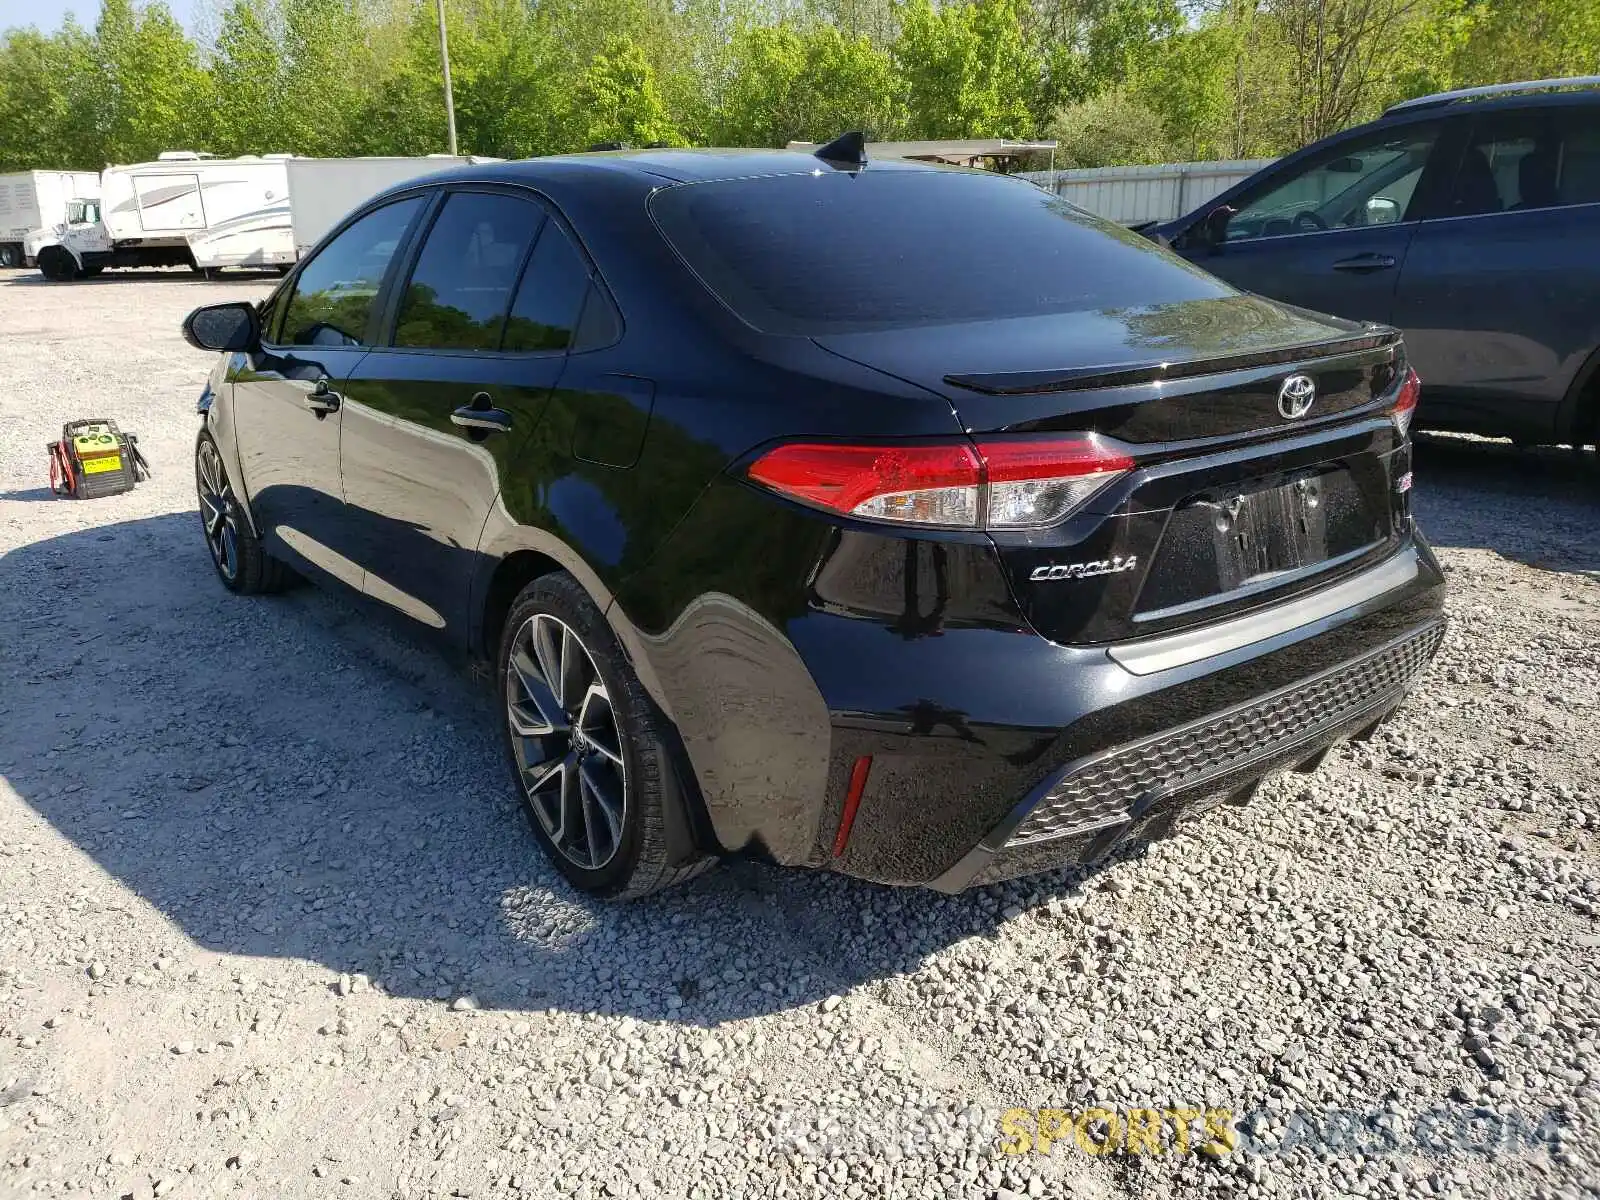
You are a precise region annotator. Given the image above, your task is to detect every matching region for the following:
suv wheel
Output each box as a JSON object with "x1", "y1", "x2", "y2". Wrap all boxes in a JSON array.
[{"x1": 498, "y1": 574, "x2": 713, "y2": 898}]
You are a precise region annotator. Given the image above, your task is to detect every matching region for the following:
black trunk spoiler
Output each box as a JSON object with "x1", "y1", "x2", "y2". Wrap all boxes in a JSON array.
[{"x1": 942, "y1": 329, "x2": 1402, "y2": 397}]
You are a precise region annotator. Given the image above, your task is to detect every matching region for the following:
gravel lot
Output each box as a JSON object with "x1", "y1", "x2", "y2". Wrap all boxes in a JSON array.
[{"x1": 1, "y1": 270, "x2": 1598, "y2": 1200}]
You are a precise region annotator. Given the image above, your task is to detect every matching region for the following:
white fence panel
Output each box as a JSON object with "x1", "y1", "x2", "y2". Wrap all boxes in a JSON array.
[{"x1": 1020, "y1": 159, "x2": 1277, "y2": 224}]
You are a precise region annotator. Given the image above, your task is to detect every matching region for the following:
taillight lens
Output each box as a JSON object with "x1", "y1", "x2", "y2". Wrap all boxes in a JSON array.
[
  {"x1": 745, "y1": 435, "x2": 1133, "y2": 530},
  {"x1": 979, "y1": 437, "x2": 1135, "y2": 529},
  {"x1": 1391, "y1": 366, "x2": 1420, "y2": 438}
]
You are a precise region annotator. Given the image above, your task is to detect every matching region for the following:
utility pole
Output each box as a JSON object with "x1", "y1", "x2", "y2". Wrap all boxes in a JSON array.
[{"x1": 436, "y1": 0, "x2": 458, "y2": 155}]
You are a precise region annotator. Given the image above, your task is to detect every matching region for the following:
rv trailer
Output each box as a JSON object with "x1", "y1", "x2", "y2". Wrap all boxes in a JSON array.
[
  {"x1": 0, "y1": 171, "x2": 101, "y2": 267},
  {"x1": 28, "y1": 152, "x2": 295, "y2": 281},
  {"x1": 287, "y1": 156, "x2": 497, "y2": 256}
]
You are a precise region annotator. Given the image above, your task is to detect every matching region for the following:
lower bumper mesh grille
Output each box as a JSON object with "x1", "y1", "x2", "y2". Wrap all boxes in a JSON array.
[{"x1": 1006, "y1": 622, "x2": 1445, "y2": 847}]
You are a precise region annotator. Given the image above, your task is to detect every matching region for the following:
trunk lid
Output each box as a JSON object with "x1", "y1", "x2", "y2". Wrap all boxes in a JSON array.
[
  {"x1": 812, "y1": 294, "x2": 1395, "y2": 439},
  {"x1": 814, "y1": 295, "x2": 1411, "y2": 647}
]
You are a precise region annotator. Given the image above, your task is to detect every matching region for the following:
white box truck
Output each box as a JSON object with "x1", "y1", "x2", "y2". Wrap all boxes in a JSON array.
[
  {"x1": 288, "y1": 156, "x2": 497, "y2": 256},
  {"x1": 0, "y1": 171, "x2": 101, "y2": 267},
  {"x1": 27, "y1": 151, "x2": 296, "y2": 281}
]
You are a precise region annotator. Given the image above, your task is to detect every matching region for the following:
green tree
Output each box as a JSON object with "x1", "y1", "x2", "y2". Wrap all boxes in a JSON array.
[
  {"x1": 893, "y1": 0, "x2": 1038, "y2": 138},
  {"x1": 715, "y1": 23, "x2": 901, "y2": 146},
  {"x1": 87, "y1": 0, "x2": 213, "y2": 163},
  {"x1": 1398, "y1": 0, "x2": 1600, "y2": 98},
  {"x1": 0, "y1": 26, "x2": 93, "y2": 169},
  {"x1": 1047, "y1": 87, "x2": 1173, "y2": 166},
  {"x1": 1132, "y1": 20, "x2": 1236, "y2": 160},
  {"x1": 273, "y1": 0, "x2": 379, "y2": 155},
  {"x1": 209, "y1": 0, "x2": 286, "y2": 157},
  {"x1": 564, "y1": 36, "x2": 682, "y2": 149}
]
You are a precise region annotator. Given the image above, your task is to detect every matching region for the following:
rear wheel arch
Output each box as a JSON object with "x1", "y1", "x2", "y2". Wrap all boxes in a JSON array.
[
  {"x1": 476, "y1": 541, "x2": 668, "y2": 706},
  {"x1": 479, "y1": 548, "x2": 567, "y2": 663},
  {"x1": 1557, "y1": 342, "x2": 1600, "y2": 447}
]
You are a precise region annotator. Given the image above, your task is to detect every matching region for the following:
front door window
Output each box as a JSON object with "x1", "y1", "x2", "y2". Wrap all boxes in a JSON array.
[{"x1": 1224, "y1": 125, "x2": 1442, "y2": 241}]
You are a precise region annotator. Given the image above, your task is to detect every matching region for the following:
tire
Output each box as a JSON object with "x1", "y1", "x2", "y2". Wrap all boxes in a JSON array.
[
  {"x1": 0, "y1": 244, "x2": 19, "y2": 268},
  {"x1": 497, "y1": 573, "x2": 714, "y2": 898},
  {"x1": 37, "y1": 246, "x2": 78, "y2": 282},
  {"x1": 195, "y1": 433, "x2": 291, "y2": 594}
]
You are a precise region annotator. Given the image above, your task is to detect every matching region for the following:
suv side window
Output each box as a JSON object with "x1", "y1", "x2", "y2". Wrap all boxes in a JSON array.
[
  {"x1": 1450, "y1": 107, "x2": 1600, "y2": 216},
  {"x1": 393, "y1": 191, "x2": 544, "y2": 351},
  {"x1": 1558, "y1": 109, "x2": 1600, "y2": 207},
  {"x1": 1223, "y1": 123, "x2": 1441, "y2": 241},
  {"x1": 279, "y1": 197, "x2": 424, "y2": 347},
  {"x1": 501, "y1": 219, "x2": 591, "y2": 353}
]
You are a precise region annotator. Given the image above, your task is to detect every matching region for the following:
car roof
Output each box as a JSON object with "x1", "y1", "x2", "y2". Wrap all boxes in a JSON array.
[
  {"x1": 1380, "y1": 79, "x2": 1600, "y2": 122},
  {"x1": 405, "y1": 147, "x2": 952, "y2": 189}
]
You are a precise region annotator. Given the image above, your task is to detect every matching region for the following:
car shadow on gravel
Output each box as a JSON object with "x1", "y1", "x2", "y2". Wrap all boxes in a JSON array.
[
  {"x1": 1411, "y1": 435, "x2": 1599, "y2": 574},
  {"x1": 0, "y1": 513, "x2": 1115, "y2": 1023}
]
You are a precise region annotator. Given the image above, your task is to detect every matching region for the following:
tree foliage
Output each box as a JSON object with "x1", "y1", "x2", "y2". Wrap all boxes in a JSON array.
[{"x1": 1, "y1": 0, "x2": 1597, "y2": 172}]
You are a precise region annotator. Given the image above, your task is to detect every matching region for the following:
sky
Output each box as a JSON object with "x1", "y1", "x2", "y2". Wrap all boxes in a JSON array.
[{"x1": 1, "y1": 0, "x2": 203, "y2": 35}]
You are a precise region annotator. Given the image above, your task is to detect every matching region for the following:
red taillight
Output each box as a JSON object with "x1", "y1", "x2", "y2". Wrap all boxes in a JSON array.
[
  {"x1": 745, "y1": 435, "x2": 1133, "y2": 531},
  {"x1": 1392, "y1": 366, "x2": 1420, "y2": 438},
  {"x1": 746, "y1": 442, "x2": 983, "y2": 527}
]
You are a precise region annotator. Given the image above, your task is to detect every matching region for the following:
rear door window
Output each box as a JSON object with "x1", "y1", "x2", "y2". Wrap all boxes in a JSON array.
[
  {"x1": 393, "y1": 191, "x2": 544, "y2": 351},
  {"x1": 1449, "y1": 106, "x2": 1600, "y2": 214},
  {"x1": 649, "y1": 170, "x2": 1232, "y2": 335},
  {"x1": 1557, "y1": 110, "x2": 1600, "y2": 206},
  {"x1": 501, "y1": 220, "x2": 591, "y2": 352},
  {"x1": 280, "y1": 197, "x2": 424, "y2": 347}
]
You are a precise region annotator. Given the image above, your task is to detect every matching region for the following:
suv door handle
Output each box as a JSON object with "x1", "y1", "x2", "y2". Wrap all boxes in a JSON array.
[
  {"x1": 303, "y1": 378, "x2": 341, "y2": 414},
  {"x1": 1331, "y1": 253, "x2": 1397, "y2": 273},
  {"x1": 451, "y1": 394, "x2": 513, "y2": 434}
]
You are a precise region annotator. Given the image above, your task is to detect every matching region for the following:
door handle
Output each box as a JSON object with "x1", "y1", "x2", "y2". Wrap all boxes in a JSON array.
[
  {"x1": 1331, "y1": 253, "x2": 1397, "y2": 273},
  {"x1": 303, "y1": 378, "x2": 341, "y2": 415},
  {"x1": 451, "y1": 393, "x2": 513, "y2": 434}
]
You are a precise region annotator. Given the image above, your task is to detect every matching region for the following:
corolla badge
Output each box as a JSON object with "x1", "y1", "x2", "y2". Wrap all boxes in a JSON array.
[
  {"x1": 1029, "y1": 555, "x2": 1138, "y2": 582},
  {"x1": 1277, "y1": 374, "x2": 1316, "y2": 420}
]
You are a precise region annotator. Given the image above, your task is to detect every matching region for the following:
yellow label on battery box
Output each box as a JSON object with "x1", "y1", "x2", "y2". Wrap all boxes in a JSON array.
[{"x1": 80, "y1": 454, "x2": 123, "y2": 475}]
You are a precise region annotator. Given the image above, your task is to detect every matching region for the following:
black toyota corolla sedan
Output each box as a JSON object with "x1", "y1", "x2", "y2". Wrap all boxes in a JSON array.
[{"x1": 182, "y1": 139, "x2": 1446, "y2": 897}]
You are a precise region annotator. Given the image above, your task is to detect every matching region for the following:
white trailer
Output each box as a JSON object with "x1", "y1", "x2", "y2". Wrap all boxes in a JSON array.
[
  {"x1": 288, "y1": 156, "x2": 497, "y2": 256},
  {"x1": 28, "y1": 151, "x2": 296, "y2": 281},
  {"x1": 0, "y1": 171, "x2": 101, "y2": 267}
]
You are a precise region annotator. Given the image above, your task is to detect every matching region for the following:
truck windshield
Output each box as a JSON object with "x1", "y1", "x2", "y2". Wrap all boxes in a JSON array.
[{"x1": 67, "y1": 200, "x2": 99, "y2": 224}]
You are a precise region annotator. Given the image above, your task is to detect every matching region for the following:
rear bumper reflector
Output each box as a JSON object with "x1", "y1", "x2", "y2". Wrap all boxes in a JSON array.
[
  {"x1": 1108, "y1": 549, "x2": 1420, "y2": 676},
  {"x1": 832, "y1": 755, "x2": 873, "y2": 857}
]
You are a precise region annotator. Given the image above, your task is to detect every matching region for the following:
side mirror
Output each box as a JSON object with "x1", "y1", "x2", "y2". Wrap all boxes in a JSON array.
[
  {"x1": 182, "y1": 301, "x2": 259, "y2": 353},
  {"x1": 1201, "y1": 205, "x2": 1236, "y2": 247},
  {"x1": 1365, "y1": 195, "x2": 1400, "y2": 224}
]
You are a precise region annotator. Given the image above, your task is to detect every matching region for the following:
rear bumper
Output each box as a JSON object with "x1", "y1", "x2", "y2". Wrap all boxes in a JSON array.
[
  {"x1": 813, "y1": 529, "x2": 1446, "y2": 888},
  {"x1": 928, "y1": 619, "x2": 1441, "y2": 891}
]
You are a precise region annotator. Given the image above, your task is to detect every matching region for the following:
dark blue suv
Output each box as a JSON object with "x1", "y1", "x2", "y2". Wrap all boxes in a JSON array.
[{"x1": 1151, "y1": 78, "x2": 1600, "y2": 456}]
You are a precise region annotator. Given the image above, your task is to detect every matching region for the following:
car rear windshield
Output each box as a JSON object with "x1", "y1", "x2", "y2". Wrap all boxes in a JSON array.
[{"x1": 649, "y1": 169, "x2": 1235, "y2": 335}]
